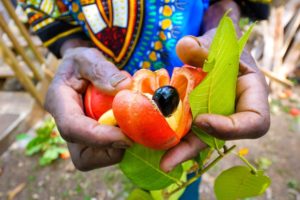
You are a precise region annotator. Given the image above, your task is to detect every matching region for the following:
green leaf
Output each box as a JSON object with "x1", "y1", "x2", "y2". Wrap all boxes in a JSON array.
[
  {"x1": 26, "y1": 144, "x2": 42, "y2": 156},
  {"x1": 50, "y1": 135, "x2": 66, "y2": 145},
  {"x1": 36, "y1": 118, "x2": 56, "y2": 137},
  {"x1": 39, "y1": 148, "x2": 59, "y2": 166},
  {"x1": 189, "y1": 15, "x2": 253, "y2": 148},
  {"x1": 214, "y1": 166, "x2": 271, "y2": 200},
  {"x1": 39, "y1": 156, "x2": 56, "y2": 166},
  {"x1": 197, "y1": 147, "x2": 213, "y2": 167},
  {"x1": 192, "y1": 126, "x2": 225, "y2": 149},
  {"x1": 189, "y1": 15, "x2": 239, "y2": 119},
  {"x1": 25, "y1": 137, "x2": 48, "y2": 155},
  {"x1": 181, "y1": 160, "x2": 194, "y2": 171},
  {"x1": 238, "y1": 23, "x2": 255, "y2": 56},
  {"x1": 127, "y1": 189, "x2": 153, "y2": 200},
  {"x1": 53, "y1": 146, "x2": 68, "y2": 154},
  {"x1": 39, "y1": 146, "x2": 67, "y2": 166},
  {"x1": 120, "y1": 144, "x2": 183, "y2": 190}
]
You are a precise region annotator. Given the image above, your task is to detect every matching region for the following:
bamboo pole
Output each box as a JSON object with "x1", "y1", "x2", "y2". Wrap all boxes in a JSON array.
[
  {"x1": 0, "y1": 36, "x2": 43, "y2": 106},
  {"x1": 0, "y1": 13, "x2": 42, "y2": 80},
  {"x1": 259, "y1": 67, "x2": 294, "y2": 88},
  {"x1": 44, "y1": 67, "x2": 54, "y2": 79},
  {"x1": 281, "y1": 10, "x2": 300, "y2": 57},
  {"x1": 1, "y1": 0, "x2": 45, "y2": 64}
]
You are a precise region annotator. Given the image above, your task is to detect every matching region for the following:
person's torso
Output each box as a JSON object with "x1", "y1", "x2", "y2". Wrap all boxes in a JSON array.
[{"x1": 63, "y1": 0, "x2": 209, "y2": 74}]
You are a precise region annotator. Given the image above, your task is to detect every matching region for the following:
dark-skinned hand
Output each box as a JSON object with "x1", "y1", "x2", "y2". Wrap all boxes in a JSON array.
[
  {"x1": 45, "y1": 30, "x2": 270, "y2": 173},
  {"x1": 45, "y1": 47, "x2": 132, "y2": 171},
  {"x1": 160, "y1": 30, "x2": 270, "y2": 172}
]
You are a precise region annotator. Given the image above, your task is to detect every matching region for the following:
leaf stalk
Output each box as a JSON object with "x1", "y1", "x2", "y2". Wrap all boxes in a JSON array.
[{"x1": 235, "y1": 153, "x2": 258, "y2": 174}]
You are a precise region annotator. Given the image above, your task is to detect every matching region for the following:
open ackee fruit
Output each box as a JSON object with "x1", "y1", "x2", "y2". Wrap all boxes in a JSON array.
[{"x1": 84, "y1": 65, "x2": 206, "y2": 150}]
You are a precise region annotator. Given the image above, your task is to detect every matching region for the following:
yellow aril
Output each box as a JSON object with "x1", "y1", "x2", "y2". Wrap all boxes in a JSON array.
[
  {"x1": 165, "y1": 100, "x2": 182, "y2": 131},
  {"x1": 98, "y1": 109, "x2": 117, "y2": 126}
]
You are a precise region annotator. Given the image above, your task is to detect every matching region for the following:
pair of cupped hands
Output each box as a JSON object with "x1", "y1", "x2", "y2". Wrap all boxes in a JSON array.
[{"x1": 45, "y1": 31, "x2": 270, "y2": 173}]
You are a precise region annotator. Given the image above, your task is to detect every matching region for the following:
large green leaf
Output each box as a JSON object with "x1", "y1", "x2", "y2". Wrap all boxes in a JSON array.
[
  {"x1": 214, "y1": 166, "x2": 271, "y2": 200},
  {"x1": 189, "y1": 15, "x2": 254, "y2": 148},
  {"x1": 120, "y1": 144, "x2": 183, "y2": 190},
  {"x1": 189, "y1": 15, "x2": 239, "y2": 120}
]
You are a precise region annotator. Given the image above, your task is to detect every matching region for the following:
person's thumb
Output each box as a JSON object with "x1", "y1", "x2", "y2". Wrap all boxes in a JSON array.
[
  {"x1": 74, "y1": 48, "x2": 132, "y2": 95},
  {"x1": 176, "y1": 35, "x2": 210, "y2": 68}
]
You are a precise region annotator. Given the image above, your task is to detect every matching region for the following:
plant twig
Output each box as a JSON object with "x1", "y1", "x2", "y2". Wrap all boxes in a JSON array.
[
  {"x1": 165, "y1": 145, "x2": 236, "y2": 198},
  {"x1": 234, "y1": 153, "x2": 258, "y2": 174}
]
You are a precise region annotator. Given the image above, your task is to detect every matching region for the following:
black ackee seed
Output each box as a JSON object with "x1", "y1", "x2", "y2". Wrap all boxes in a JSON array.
[{"x1": 152, "y1": 86, "x2": 180, "y2": 117}]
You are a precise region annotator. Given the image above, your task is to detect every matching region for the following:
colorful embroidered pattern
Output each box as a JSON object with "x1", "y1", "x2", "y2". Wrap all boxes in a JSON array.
[
  {"x1": 19, "y1": 0, "x2": 86, "y2": 57},
  {"x1": 61, "y1": 0, "x2": 144, "y2": 68},
  {"x1": 20, "y1": 0, "x2": 209, "y2": 74},
  {"x1": 123, "y1": 0, "x2": 208, "y2": 74},
  {"x1": 82, "y1": 0, "x2": 143, "y2": 67}
]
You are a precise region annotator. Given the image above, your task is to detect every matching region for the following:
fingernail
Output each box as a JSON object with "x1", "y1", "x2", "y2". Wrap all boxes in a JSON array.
[
  {"x1": 112, "y1": 141, "x2": 131, "y2": 149},
  {"x1": 186, "y1": 35, "x2": 202, "y2": 47},
  {"x1": 110, "y1": 73, "x2": 127, "y2": 87}
]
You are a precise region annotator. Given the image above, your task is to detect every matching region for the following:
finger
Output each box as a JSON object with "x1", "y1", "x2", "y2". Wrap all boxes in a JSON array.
[
  {"x1": 194, "y1": 72, "x2": 270, "y2": 140},
  {"x1": 68, "y1": 143, "x2": 125, "y2": 171},
  {"x1": 75, "y1": 48, "x2": 131, "y2": 95},
  {"x1": 176, "y1": 29, "x2": 246, "y2": 70},
  {"x1": 45, "y1": 81, "x2": 132, "y2": 147},
  {"x1": 176, "y1": 36, "x2": 209, "y2": 68},
  {"x1": 160, "y1": 133, "x2": 207, "y2": 172},
  {"x1": 63, "y1": 48, "x2": 131, "y2": 95}
]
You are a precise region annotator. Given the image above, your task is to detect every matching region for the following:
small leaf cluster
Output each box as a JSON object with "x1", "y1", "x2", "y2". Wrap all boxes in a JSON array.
[{"x1": 24, "y1": 118, "x2": 68, "y2": 166}]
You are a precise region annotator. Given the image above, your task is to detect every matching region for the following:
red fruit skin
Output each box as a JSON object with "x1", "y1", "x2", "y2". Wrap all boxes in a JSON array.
[
  {"x1": 84, "y1": 85, "x2": 114, "y2": 120},
  {"x1": 113, "y1": 90, "x2": 180, "y2": 150}
]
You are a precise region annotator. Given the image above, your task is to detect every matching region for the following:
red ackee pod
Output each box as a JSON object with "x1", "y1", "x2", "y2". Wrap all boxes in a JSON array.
[
  {"x1": 112, "y1": 66, "x2": 206, "y2": 150},
  {"x1": 84, "y1": 85, "x2": 114, "y2": 120}
]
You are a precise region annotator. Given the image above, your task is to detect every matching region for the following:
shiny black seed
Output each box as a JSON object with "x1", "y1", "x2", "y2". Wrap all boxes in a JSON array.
[{"x1": 152, "y1": 86, "x2": 180, "y2": 117}]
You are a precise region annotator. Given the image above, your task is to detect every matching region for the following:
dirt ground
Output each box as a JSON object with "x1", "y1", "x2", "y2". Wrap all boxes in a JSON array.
[{"x1": 0, "y1": 91, "x2": 299, "y2": 200}]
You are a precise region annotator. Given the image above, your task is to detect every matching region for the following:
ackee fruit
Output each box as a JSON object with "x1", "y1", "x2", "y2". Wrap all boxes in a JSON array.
[{"x1": 84, "y1": 65, "x2": 206, "y2": 150}]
